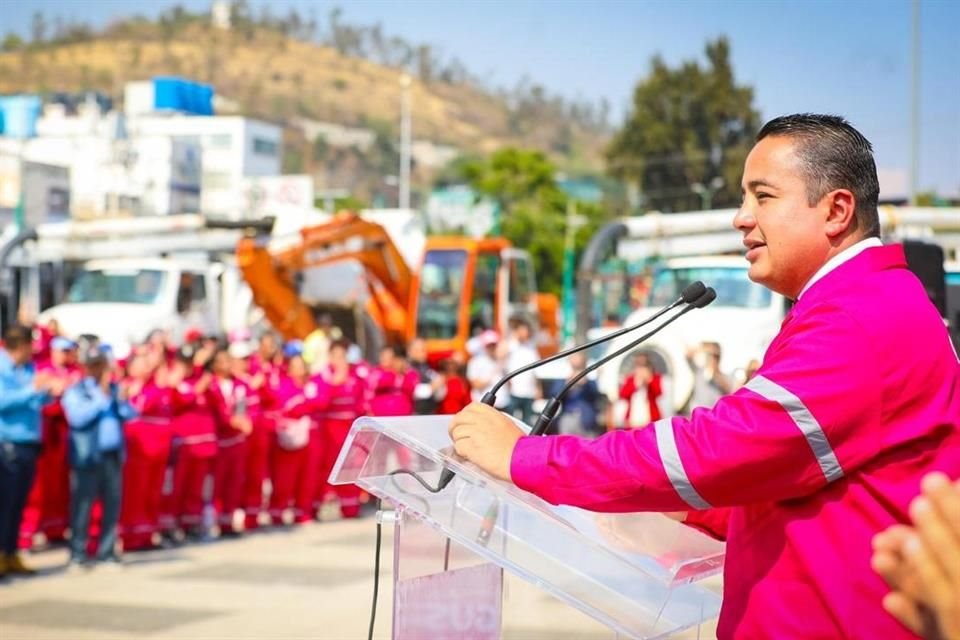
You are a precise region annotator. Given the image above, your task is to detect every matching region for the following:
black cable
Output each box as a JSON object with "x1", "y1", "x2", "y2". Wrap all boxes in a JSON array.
[
  {"x1": 367, "y1": 468, "x2": 444, "y2": 640},
  {"x1": 388, "y1": 468, "x2": 443, "y2": 493},
  {"x1": 368, "y1": 498, "x2": 383, "y2": 640}
]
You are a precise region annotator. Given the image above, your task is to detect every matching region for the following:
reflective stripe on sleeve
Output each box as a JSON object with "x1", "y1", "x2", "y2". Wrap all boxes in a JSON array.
[
  {"x1": 654, "y1": 418, "x2": 712, "y2": 510},
  {"x1": 746, "y1": 375, "x2": 844, "y2": 483}
]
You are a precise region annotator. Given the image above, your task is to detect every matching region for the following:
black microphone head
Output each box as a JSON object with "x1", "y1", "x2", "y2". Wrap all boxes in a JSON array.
[
  {"x1": 680, "y1": 281, "x2": 707, "y2": 303},
  {"x1": 692, "y1": 287, "x2": 717, "y2": 309}
]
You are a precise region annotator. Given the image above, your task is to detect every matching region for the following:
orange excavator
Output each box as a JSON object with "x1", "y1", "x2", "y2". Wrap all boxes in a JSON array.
[{"x1": 236, "y1": 212, "x2": 559, "y2": 363}]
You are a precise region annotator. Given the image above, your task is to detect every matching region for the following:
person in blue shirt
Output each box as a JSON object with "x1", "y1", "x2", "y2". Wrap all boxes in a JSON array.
[
  {"x1": 549, "y1": 353, "x2": 603, "y2": 436},
  {"x1": 62, "y1": 344, "x2": 136, "y2": 568},
  {"x1": 0, "y1": 325, "x2": 64, "y2": 578},
  {"x1": 0, "y1": 325, "x2": 63, "y2": 578}
]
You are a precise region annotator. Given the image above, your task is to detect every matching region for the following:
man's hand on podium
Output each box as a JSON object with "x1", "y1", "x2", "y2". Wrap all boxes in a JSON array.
[{"x1": 449, "y1": 402, "x2": 523, "y2": 482}]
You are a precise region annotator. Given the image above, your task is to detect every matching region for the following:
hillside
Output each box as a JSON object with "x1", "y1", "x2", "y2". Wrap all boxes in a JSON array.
[{"x1": 0, "y1": 20, "x2": 609, "y2": 171}]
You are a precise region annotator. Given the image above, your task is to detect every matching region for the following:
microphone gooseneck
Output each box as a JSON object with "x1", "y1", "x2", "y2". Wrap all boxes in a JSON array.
[
  {"x1": 531, "y1": 287, "x2": 717, "y2": 436},
  {"x1": 437, "y1": 282, "x2": 711, "y2": 491},
  {"x1": 481, "y1": 281, "x2": 706, "y2": 407}
]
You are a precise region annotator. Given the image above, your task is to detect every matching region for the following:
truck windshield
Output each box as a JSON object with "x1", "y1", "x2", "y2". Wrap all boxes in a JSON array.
[
  {"x1": 66, "y1": 269, "x2": 167, "y2": 305},
  {"x1": 648, "y1": 266, "x2": 771, "y2": 309},
  {"x1": 416, "y1": 250, "x2": 467, "y2": 340}
]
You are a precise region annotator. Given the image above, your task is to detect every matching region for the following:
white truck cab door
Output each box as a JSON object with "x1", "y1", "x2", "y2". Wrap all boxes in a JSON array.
[
  {"x1": 500, "y1": 248, "x2": 538, "y2": 330},
  {"x1": 176, "y1": 271, "x2": 216, "y2": 337}
]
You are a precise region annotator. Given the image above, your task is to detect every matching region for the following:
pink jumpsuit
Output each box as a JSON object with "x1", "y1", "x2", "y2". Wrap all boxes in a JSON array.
[
  {"x1": 162, "y1": 374, "x2": 218, "y2": 531},
  {"x1": 267, "y1": 376, "x2": 322, "y2": 524},
  {"x1": 121, "y1": 380, "x2": 173, "y2": 550},
  {"x1": 509, "y1": 245, "x2": 960, "y2": 639},
  {"x1": 209, "y1": 376, "x2": 253, "y2": 534},
  {"x1": 19, "y1": 363, "x2": 79, "y2": 547},
  {"x1": 367, "y1": 367, "x2": 418, "y2": 417},
  {"x1": 316, "y1": 365, "x2": 368, "y2": 518}
]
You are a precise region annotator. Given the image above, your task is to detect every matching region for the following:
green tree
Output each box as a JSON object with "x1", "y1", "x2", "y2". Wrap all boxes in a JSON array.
[
  {"x1": 606, "y1": 37, "x2": 759, "y2": 212},
  {"x1": 1, "y1": 33, "x2": 24, "y2": 52},
  {"x1": 450, "y1": 148, "x2": 608, "y2": 295}
]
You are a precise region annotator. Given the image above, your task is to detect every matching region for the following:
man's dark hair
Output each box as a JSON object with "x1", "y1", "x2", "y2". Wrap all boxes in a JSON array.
[
  {"x1": 330, "y1": 338, "x2": 350, "y2": 353},
  {"x1": 2, "y1": 324, "x2": 32, "y2": 349},
  {"x1": 510, "y1": 314, "x2": 532, "y2": 330},
  {"x1": 757, "y1": 114, "x2": 880, "y2": 238}
]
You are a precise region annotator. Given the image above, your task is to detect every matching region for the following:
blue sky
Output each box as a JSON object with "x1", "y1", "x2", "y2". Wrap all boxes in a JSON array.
[{"x1": 5, "y1": 0, "x2": 959, "y2": 195}]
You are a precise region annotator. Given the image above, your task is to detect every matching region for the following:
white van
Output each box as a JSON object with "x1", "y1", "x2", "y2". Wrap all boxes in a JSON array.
[{"x1": 596, "y1": 256, "x2": 789, "y2": 414}]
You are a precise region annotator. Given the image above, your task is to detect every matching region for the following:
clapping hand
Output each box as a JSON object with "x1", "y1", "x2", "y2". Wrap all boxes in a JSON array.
[{"x1": 873, "y1": 472, "x2": 960, "y2": 640}]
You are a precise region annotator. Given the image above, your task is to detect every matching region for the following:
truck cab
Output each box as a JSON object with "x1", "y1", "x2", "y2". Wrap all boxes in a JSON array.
[
  {"x1": 36, "y1": 257, "x2": 226, "y2": 358},
  {"x1": 596, "y1": 256, "x2": 788, "y2": 414}
]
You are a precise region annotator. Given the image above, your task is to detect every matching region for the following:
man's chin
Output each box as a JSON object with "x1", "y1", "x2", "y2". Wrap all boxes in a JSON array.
[{"x1": 746, "y1": 264, "x2": 766, "y2": 285}]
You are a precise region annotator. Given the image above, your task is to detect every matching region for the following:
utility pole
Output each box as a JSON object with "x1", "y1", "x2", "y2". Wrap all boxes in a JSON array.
[
  {"x1": 561, "y1": 200, "x2": 587, "y2": 344},
  {"x1": 909, "y1": 0, "x2": 921, "y2": 205},
  {"x1": 399, "y1": 73, "x2": 412, "y2": 210}
]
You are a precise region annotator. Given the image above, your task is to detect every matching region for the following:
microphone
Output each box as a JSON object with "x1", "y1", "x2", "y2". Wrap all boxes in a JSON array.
[
  {"x1": 480, "y1": 281, "x2": 707, "y2": 407},
  {"x1": 435, "y1": 282, "x2": 710, "y2": 491},
  {"x1": 531, "y1": 287, "x2": 716, "y2": 436}
]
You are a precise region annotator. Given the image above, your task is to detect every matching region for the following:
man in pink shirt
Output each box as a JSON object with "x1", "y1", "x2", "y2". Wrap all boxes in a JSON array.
[{"x1": 450, "y1": 114, "x2": 960, "y2": 639}]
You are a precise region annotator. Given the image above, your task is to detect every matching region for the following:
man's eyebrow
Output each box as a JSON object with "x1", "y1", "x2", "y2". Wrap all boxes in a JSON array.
[{"x1": 744, "y1": 179, "x2": 778, "y2": 191}]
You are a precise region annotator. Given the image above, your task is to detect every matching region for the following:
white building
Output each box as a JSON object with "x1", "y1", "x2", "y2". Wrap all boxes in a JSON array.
[
  {"x1": 129, "y1": 114, "x2": 282, "y2": 217},
  {"x1": 1, "y1": 81, "x2": 284, "y2": 221},
  {"x1": 0, "y1": 142, "x2": 70, "y2": 227},
  {"x1": 5, "y1": 113, "x2": 202, "y2": 219}
]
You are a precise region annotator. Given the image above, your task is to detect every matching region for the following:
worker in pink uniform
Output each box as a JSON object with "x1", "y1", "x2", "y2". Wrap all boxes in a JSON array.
[
  {"x1": 449, "y1": 114, "x2": 960, "y2": 640},
  {"x1": 25, "y1": 337, "x2": 80, "y2": 546},
  {"x1": 207, "y1": 346, "x2": 254, "y2": 536},
  {"x1": 226, "y1": 341, "x2": 269, "y2": 531},
  {"x1": 120, "y1": 351, "x2": 173, "y2": 550},
  {"x1": 367, "y1": 345, "x2": 418, "y2": 417},
  {"x1": 250, "y1": 333, "x2": 283, "y2": 383},
  {"x1": 267, "y1": 353, "x2": 323, "y2": 525},
  {"x1": 163, "y1": 346, "x2": 218, "y2": 538},
  {"x1": 315, "y1": 339, "x2": 368, "y2": 519}
]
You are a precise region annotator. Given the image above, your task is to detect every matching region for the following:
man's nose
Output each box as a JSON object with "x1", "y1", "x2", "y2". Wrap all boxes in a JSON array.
[{"x1": 733, "y1": 206, "x2": 755, "y2": 232}]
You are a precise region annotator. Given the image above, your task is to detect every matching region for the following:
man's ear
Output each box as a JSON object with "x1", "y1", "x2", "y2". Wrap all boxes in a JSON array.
[{"x1": 824, "y1": 189, "x2": 857, "y2": 238}]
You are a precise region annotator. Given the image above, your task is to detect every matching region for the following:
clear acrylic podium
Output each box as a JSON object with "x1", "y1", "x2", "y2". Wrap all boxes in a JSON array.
[{"x1": 329, "y1": 415, "x2": 724, "y2": 639}]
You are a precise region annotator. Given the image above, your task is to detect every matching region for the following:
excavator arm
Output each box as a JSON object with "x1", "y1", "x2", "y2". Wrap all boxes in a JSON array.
[{"x1": 236, "y1": 212, "x2": 413, "y2": 342}]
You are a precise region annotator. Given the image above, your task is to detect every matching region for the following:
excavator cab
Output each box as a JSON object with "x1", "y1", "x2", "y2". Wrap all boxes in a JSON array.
[{"x1": 409, "y1": 238, "x2": 557, "y2": 364}]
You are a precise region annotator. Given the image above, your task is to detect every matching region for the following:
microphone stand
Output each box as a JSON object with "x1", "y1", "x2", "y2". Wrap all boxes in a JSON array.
[{"x1": 532, "y1": 288, "x2": 716, "y2": 436}]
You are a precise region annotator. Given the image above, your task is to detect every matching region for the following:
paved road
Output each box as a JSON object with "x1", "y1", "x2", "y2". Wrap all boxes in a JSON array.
[{"x1": 0, "y1": 513, "x2": 720, "y2": 639}]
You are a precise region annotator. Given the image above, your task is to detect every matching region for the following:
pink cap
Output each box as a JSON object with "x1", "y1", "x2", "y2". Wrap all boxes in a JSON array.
[{"x1": 479, "y1": 330, "x2": 500, "y2": 346}]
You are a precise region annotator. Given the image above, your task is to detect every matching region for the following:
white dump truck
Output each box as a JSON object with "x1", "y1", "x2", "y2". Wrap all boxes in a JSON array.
[{"x1": 36, "y1": 256, "x2": 254, "y2": 358}]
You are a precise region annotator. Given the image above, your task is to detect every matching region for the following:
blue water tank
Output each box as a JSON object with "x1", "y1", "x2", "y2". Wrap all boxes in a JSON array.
[
  {"x1": 0, "y1": 95, "x2": 42, "y2": 139},
  {"x1": 152, "y1": 77, "x2": 213, "y2": 115}
]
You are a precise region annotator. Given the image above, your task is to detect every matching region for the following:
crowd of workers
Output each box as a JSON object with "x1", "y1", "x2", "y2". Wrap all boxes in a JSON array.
[
  {"x1": 0, "y1": 307, "x2": 762, "y2": 579},
  {"x1": 0, "y1": 318, "x2": 478, "y2": 576}
]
